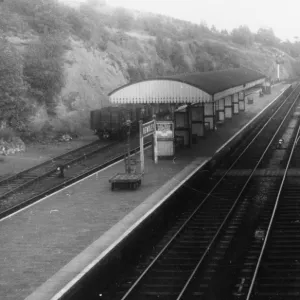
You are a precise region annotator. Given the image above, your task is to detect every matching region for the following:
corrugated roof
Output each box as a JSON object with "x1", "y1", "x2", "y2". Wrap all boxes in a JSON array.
[
  {"x1": 165, "y1": 67, "x2": 265, "y2": 95},
  {"x1": 108, "y1": 67, "x2": 265, "y2": 97}
]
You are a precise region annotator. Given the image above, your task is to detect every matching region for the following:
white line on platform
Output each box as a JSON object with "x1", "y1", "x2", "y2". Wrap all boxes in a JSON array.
[{"x1": 0, "y1": 145, "x2": 152, "y2": 223}]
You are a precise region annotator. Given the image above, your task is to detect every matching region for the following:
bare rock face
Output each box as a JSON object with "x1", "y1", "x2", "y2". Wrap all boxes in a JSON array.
[{"x1": 0, "y1": 137, "x2": 26, "y2": 155}]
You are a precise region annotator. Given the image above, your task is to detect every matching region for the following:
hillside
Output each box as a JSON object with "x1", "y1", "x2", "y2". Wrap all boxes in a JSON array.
[{"x1": 1, "y1": 0, "x2": 300, "y2": 141}]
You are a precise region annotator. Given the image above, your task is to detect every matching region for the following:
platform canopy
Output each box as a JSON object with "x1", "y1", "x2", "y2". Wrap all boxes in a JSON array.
[{"x1": 108, "y1": 67, "x2": 266, "y2": 104}]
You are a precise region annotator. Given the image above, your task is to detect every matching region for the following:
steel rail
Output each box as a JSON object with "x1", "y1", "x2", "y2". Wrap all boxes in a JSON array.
[
  {"x1": 119, "y1": 85, "x2": 300, "y2": 300},
  {"x1": 175, "y1": 90, "x2": 300, "y2": 299},
  {"x1": 244, "y1": 104, "x2": 300, "y2": 300},
  {"x1": 0, "y1": 141, "x2": 151, "y2": 220},
  {"x1": 0, "y1": 139, "x2": 102, "y2": 185},
  {"x1": 0, "y1": 141, "x2": 117, "y2": 200}
]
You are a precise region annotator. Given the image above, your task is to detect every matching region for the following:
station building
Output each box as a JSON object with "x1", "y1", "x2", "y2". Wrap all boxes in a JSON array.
[{"x1": 108, "y1": 67, "x2": 267, "y2": 147}]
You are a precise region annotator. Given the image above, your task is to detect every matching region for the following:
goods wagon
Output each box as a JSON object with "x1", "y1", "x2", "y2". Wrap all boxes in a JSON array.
[{"x1": 90, "y1": 105, "x2": 152, "y2": 140}]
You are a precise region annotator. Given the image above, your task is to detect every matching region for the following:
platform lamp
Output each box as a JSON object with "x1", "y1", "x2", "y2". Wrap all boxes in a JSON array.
[{"x1": 275, "y1": 54, "x2": 284, "y2": 81}]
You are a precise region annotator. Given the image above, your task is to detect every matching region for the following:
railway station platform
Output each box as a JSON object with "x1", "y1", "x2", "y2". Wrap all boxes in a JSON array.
[{"x1": 0, "y1": 82, "x2": 290, "y2": 300}]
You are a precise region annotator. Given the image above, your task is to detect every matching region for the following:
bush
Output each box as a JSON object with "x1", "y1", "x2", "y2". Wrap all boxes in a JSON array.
[
  {"x1": 152, "y1": 61, "x2": 166, "y2": 76},
  {"x1": 195, "y1": 57, "x2": 215, "y2": 72},
  {"x1": 169, "y1": 42, "x2": 189, "y2": 72},
  {"x1": 0, "y1": 6, "x2": 29, "y2": 34},
  {"x1": 91, "y1": 25, "x2": 110, "y2": 51},
  {"x1": 231, "y1": 25, "x2": 254, "y2": 47},
  {"x1": 24, "y1": 34, "x2": 65, "y2": 115},
  {"x1": 65, "y1": 7, "x2": 85, "y2": 34},
  {"x1": 113, "y1": 7, "x2": 134, "y2": 31},
  {"x1": 127, "y1": 66, "x2": 145, "y2": 82},
  {"x1": 6, "y1": 0, "x2": 69, "y2": 35},
  {"x1": 0, "y1": 38, "x2": 31, "y2": 130},
  {"x1": 25, "y1": 121, "x2": 56, "y2": 142},
  {"x1": 255, "y1": 27, "x2": 280, "y2": 47},
  {"x1": 155, "y1": 36, "x2": 171, "y2": 61},
  {"x1": 0, "y1": 128, "x2": 16, "y2": 142}
]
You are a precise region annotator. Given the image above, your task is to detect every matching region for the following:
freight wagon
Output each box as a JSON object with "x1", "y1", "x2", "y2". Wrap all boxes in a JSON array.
[{"x1": 90, "y1": 105, "x2": 152, "y2": 140}]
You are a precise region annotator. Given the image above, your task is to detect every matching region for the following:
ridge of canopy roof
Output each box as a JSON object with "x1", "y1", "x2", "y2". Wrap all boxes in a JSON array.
[{"x1": 108, "y1": 67, "x2": 266, "y2": 97}]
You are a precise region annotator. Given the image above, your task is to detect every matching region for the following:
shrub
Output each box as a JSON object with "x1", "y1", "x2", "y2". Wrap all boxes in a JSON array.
[
  {"x1": 65, "y1": 7, "x2": 85, "y2": 35},
  {"x1": 152, "y1": 61, "x2": 166, "y2": 76},
  {"x1": 6, "y1": 0, "x2": 69, "y2": 35},
  {"x1": 113, "y1": 7, "x2": 134, "y2": 31},
  {"x1": 24, "y1": 34, "x2": 65, "y2": 115},
  {"x1": 231, "y1": 25, "x2": 254, "y2": 47},
  {"x1": 155, "y1": 36, "x2": 171, "y2": 61},
  {"x1": 195, "y1": 57, "x2": 215, "y2": 72},
  {"x1": 255, "y1": 27, "x2": 280, "y2": 47},
  {"x1": 169, "y1": 42, "x2": 190, "y2": 72},
  {"x1": 0, "y1": 128, "x2": 17, "y2": 142},
  {"x1": 127, "y1": 66, "x2": 145, "y2": 82},
  {"x1": 24, "y1": 121, "x2": 57, "y2": 143},
  {"x1": 0, "y1": 38, "x2": 31, "y2": 130},
  {"x1": 91, "y1": 25, "x2": 110, "y2": 51}
]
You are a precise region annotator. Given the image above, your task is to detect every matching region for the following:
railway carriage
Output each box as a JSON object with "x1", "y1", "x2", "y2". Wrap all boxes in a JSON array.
[{"x1": 90, "y1": 105, "x2": 152, "y2": 140}]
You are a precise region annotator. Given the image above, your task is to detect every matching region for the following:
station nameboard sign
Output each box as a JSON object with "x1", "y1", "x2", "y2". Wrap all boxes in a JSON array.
[
  {"x1": 142, "y1": 120, "x2": 155, "y2": 138},
  {"x1": 139, "y1": 118, "x2": 158, "y2": 173}
]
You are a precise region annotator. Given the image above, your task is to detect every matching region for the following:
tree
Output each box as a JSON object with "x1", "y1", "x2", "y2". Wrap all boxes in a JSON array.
[
  {"x1": 0, "y1": 39, "x2": 29, "y2": 130},
  {"x1": 65, "y1": 6, "x2": 85, "y2": 34},
  {"x1": 127, "y1": 66, "x2": 145, "y2": 82},
  {"x1": 231, "y1": 25, "x2": 254, "y2": 46},
  {"x1": 6, "y1": 0, "x2": 69, "y2": 34},
  {"x1": 24, "y1": 35, "x2": 65, "y2": 115},
  {"x1": 194, "y1": 55, "x2": 214, "y2": 72},
  {"x1": 211, "y1": 25, "x2": 218, "y2": 34},
  {"x1": 113, "y1": 7, "x2": 134, "y2": 31},
  {"x1": 221, "y1": 29, "x2": 229, "y2": 36},
  {"x1": 169, "y1": 42, "x2": 189, "y2": 72},
  {"x1": 155, "y1": 36, "x2": 171, "y2": 61},
  {"x1": 255, "y1": 27, "x2": 280, "y2": 47}
]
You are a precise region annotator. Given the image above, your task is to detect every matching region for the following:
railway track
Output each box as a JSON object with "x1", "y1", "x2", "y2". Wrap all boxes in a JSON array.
[
  {"x1": 0, "y1": 136, "x2": 151, "y2": 220},
  {"x1": 242, "y1": 102, "x2": 300, "y2": 299},
  {"x1": 79, "y1": 84, "x2": 300, "y2": 300}
]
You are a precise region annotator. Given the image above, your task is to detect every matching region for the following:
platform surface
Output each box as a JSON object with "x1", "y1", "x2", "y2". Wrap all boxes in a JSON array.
[{"x1": 0, "y1": 83, "x2": 289, "y2": 300}]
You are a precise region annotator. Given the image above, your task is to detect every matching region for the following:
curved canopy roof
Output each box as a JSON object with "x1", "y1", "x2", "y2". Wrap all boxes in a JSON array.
[
  {"x1": 108, "y1": 67, "x2": 266, "y2": 104},
  {"x1": 166, "y1": 67, "x2": 265, "y2": 95}
]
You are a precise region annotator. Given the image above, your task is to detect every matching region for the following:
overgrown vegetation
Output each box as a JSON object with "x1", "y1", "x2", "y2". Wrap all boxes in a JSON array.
[
  {"x1": 0, "y1": 38, "x2": 29, "y2": 131},
  {"x1": 1, "y1": 0, "x2": 300, "y2": 142},
  {"x1": 24, "y1": 34, "x2": 65, "y2": 115}
]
